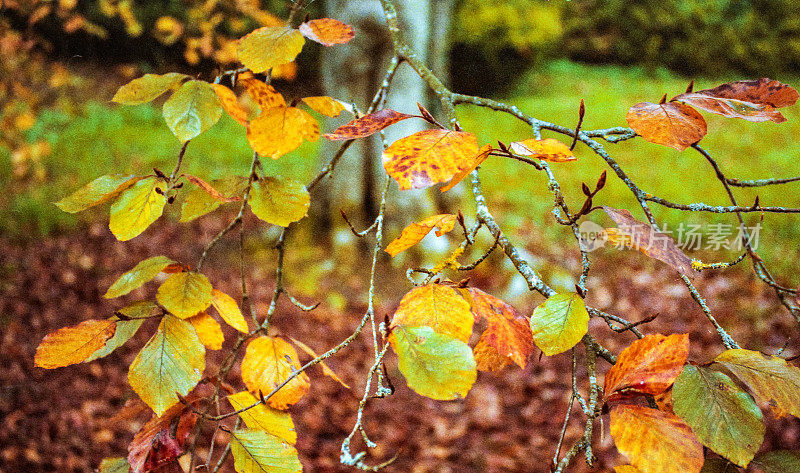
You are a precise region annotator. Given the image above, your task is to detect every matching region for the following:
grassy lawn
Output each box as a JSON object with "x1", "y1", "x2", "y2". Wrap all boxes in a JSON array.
[{"x1": 3, "y1": 60, "x2": 799, "y2": 269}]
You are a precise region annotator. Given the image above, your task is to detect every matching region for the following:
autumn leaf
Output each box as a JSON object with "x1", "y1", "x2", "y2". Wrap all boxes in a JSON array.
[
  {"x1": 298, "y1": 18, "x2": 355, "y2": 46},
  {"x1": 698, "y1": 459, "x2": 740, "y2": 473},
  {"x1": 714, "y1": 349, "x2": 800, "y2": 418},
  {"x1": 626, "y1": 101, "x2": 707, "y2": 151},
  {"x1": 156, "y1": 271, "x2": 213, "y2": 319},
  {"x1": 212, "y1": 83, "x2": 249, "y2": 126},
  {"x1": 323, "y1": 108, "x2": 415, "y2": 140},
  {"x1": 248, "y1": 176, "x2": 310, "y2": 227},
  {"x1": 104, "y1": 255, "x2": 175, "y2": 298},
  {"x1": 86, "y1": 301, "x2": 154, "y2": 362},
  {"x1": 188, "y1": 312, "x2": 224, "y2": 350},
  {"x1": 128, "y1": 315, "x2": 205, "y2": 416},
  {"x1": 183, "y1": 174, "x2": 241, "y2": 203},
  {"x1": 162, "y1": 80, "x2": 223, "y2": 142},
  {"x1": 229, "y1": 428, "x2": 302, "y2": 473},
  {"x1": 529, "y1": 292, "x2": 589, "y2": 356},
  {"x1": 603, "y1": 333, "x2": 689, "y2": 400},
  {"x1": 237, "y1": 26, "x2": 305, "y2": 73},
  {"x1": 673, "y1": 365, "x2": 764, "y2": 467},
  {"x1": 239, "y1": 74, "x2": 286, "y2": 110},
  {"x1": 55, "y1": 174, "x2": 141, "y2": 213},
  {"x1": 290, "y1": 337, "x2": 350, "y2": 389},
  {"x1": 35, "y1": 319, "x2": 117, "y2": 369},
  {"x1": 211, "y1": 289, "x2": 248, "y2": 333},
  {"x1": 440, "y1": 144, "x2": 493, "y2": 192},
  {"x1": 108, "y1": 177, "x2": 167, "y2": 241},
  {"x1": 389, "y1": 325, "x2": 477, "y2": 400},
  {"x1": 751, "y1": 450, "x2": 800, "y2": 473},
  {"x1": 180, "y1": 176, "x2": 247, "y2": 223},
  {"x1": 383, "y1": 129, "x2": 480, "y2": 190},
  {"x1": 508, "y1": 138, "x2": 576, "y2": 162},
  {"x1": 246, "y1": 106, "x2": 319, "y2": 158},
  {"x1": 385, "y1": 214, "x2": 457, "y2": 257},
  {"x1": 227, "y1": 391, "x2": 297, "y2": 445},
  {"x1": 302, "y1": 96, "x2": 346, "y2": 117},
  {"x1": 390, "y1": 284, "x2": 474, "y2": 343},
  {"x1": 112, "y1": 72, "x2": 188, "y2": 105},
  {"x1": 98, "y1": 457, "x2": 130, "y2": 473},
  {"x1": 128, "y1": 399, "x2": 198, "y2": 473},
  {"x1": 603, "y1": 206, "x2": 697, "y2": 279},
  {"x1": 614, "y1": 466, "x2": 642, "y2": 473},
  {"x1": 610, "y1": 404, "x2": 704, "y2": 473},
  {"x1": 467, "y1": 288, "x2": 534, "y2": 370},
  {"x1": 240, "y1": 336, "x2": 310, "y2": 410},
  {"x1": 673, "y1": 78, "x2": 799, "y2": 123}
]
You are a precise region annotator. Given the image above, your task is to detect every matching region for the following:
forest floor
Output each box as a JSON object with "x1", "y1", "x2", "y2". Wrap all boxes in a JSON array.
[{"x1": 2, "y1": 211, "x2": 799, "y2": 473}]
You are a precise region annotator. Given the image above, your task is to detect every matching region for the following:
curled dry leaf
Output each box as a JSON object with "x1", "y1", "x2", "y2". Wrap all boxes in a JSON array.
[
  {"x1": 35, "y1": 319, "x2": 117, "y2": 369},
  {"x1": 298, "y1": 18, "x2": 355, "y2": 46},
  {"x1": 183, "y1": 174, "x2": 241, "y2": 202},
  {"x1": 508, "y1": 138, "x2": 576, "y2": 162},
  {"x1": 237, "y1": 26, "x2": 305, "y2": 73},
  {"x1": 128, "y1": 400, "x2": 198, "y2": 473},
  {"x1": 440, "y1": 144, "x2": 493, "y2": 192},
  {"x1": 385, "y1": 213, "x2": 457, "y2": 257},
  {"x1": 290, "y1": 337, "x2": 350, "y2": 389},
  {"x1": 390, "y1": 284, "x2": 474, "y2": 343},
  {"x1": 302, "y1": 96, "x2": 346, "y2": 117},
  {"x1": 247, "y1": 106, "x2": 319, "y2": 158},
  {"x1": 383, "y1": 129, "x2": 480, "y2": 190},
  {"x1": 626, "y1": 101, "x2": 707, "y2": 151},
  {"x1": 323, "y1": 108, "x2": 415, "y2": 140},
  {"x1": 467, "y1": 288, "x2": 534, "y2": 370},
  {"x1": 673, "y1": 78, "x2": 798, "y2": 123},
  {"x1": 603, "y1": 333, "x2": 689, "y2": 400},
  {"x1": 212, "y1": 83, "x2": 249, "y2": 126},
  {"x1": 603, "y1": 206, "x2": 698, "y2": 279}
]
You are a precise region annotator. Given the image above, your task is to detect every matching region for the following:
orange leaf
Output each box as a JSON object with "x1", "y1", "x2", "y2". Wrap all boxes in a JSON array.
[
  {"x1": 385, "y1": 214, "x2": 457, "y2": 257},
  {"x1": 289, "y1": 337, "x2": 350, "y2": 389},
  {"x1": 183, "y1": 174, "x2": 241, "y2": 202},
  {"x1": 302, "y1": 96, "x2": 346, "y2": 117},
  {"x1": 239, "y1": 73, "x2": 286, "y2": 110},
  {"x1": 128, "y1": 397, "x2": 200, "y2": 473},
  {"x1": 241, "y1": 336, "x2": 310, "y2": 410},
  {"x1": 472, "y1": 338, "x2": 512, "y2": 371},
  {"x1": 323, "y1": 109, "x2": 415, "y2": 140},
  {"x1": 610, "y1": 404, "x2": 704, "y2": 473},
  {"x1": 390, "y1": 284, "x2": 474, "y2": 343},
  {"x1": 603, "y1": 206, "x2": 697, "y2": 279},
  {"x1": 467, "y1": 288, "x2": 534, "y2": 370},
  {"x1": 298, "y1": 18, "x2": 355, "y2": 46},
  {"x1": 440, "y1": 144, "x2": 493, "y2": 192},
  {"x1": 673, "y1": 78, "x2": 798, "y2": 123},
  {"x1": 603, "y1": 333, "x2": 689, "y2": 400},
  {"x1": 383, "y1": 129, "x2": 480, "y2": 190},
  {"x1": 212, "y1": 83, "x2": 249, "y2": 126},
  {"x1": 35, "y1": 319, "x2": 116, "y2": 369},
  {"x1": 188, "y1": 312, "x2": 224, "y2": 350},
  {"x1": 508, "y1": 138, "x2": 576, "y2": 162},
  {"x1": 247, "y1": 106, "x2": 319, "y2": 158},
  {"x1": 626, "y1": 102, "x2": 707, "y2": 151}
]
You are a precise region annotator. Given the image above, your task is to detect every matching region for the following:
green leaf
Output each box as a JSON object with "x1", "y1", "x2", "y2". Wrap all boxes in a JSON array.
[
  {"x1": 98, "y1": 456, "x2": 130, "y2": 473},
  {"x1": 86, "y1": 301, "x2": 154, "y2": 362},
  {"x1": 249, "y1": 177, "x2": 310, "y2": 227},
  {"x1": 389, "y1": 325, "x2": 477, "y2": 400},
  {"x1": 227, "y1": 391, "x2": 297, "y2": 445},
  {"x1": 104, "y1": 256, "x2": 175, "y2": 298},
  {"x1": 673, "y1": 365, "x2": 764, "y2": 467},
  {"x1": 237, "y1": 26, "x2": 305, "y2": 74},
  {"x1": 128, "y1": 314, "x2": 205, "y2": 416},
  {"x1": 162, "y1": 80, "x2": 223, "y2": 142},
  {"x1": 55, "y1": 174, "x2": 141, "y2": 213},
  {"x1": 109, "y1": 176, "x2": 167, "y2": 241},
  {"x1": 180, "y1": 176, "x2": 246, "y2": 222},
  {"x1": 699, "y1": 459, "x2": 739, "y2": 473},
  {"x1": 156, "y1": 272, "x2": 213, "y2": 319},
  {"x1": 111, "y1": 72, "x2": 188, "y2": 105},
  {"x1": 529, "y1": 292, "x2": 589, "y2": 356},
  {"x1": 751, "y1": 450, "x2": 800, "y2": 473},
  {"x1": 229, "y1": 428, "x2": 302, "y2": 473},
  {"x1": 715, "y1": 348, "x2": 800, "y2": 418}
]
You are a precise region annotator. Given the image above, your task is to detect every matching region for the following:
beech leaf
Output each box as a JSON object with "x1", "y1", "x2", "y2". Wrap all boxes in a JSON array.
[
  {"x1": 112, "y1": 72, "x2": 188, "y2": 105},
  {"x1": 156, "y1": 271, "x2": 213, "y2": 319},
  {"x1": 86, "y1": 301, "x2": 154, "y2": 362},
  {"x1": 529, "y1": 292, "x2": 589, "y2": 356},
  {"x1": 751, "y1": 450, "x2": 800, "y2": 473},
  {"x1": 302, "y1": 96, "x2": 346, "y2": 117},
  {"x1": 290, "y1": 337, "x2": 350, "y2": 389},
  {"x1": 246, "y1": 106, "x2": 319, "y2": 158},
  {"x1": 626, "y1": 101, "x2": 707, "y2": 151},
  {"x1": 248, "y1": 176, "x2": 310, "y2": 227},
  {"x1": 108, "y1": 177, "x2": 167, "y2": 241},
  {"x1": 229, "y1": 428, "x2": 302, "y2": 473},
  {"x1": 188, "y1": 312, "x2": 224, "y2": 350},
  {"x1": 385, "y1": 214, "x2": 457, "y2": 257},
  {"x1": 104, "y1": 255, "x2": 175, "y2": 299},
  {"x1": 227, "y1": 391, "x2": 297, "y2": 445},
  {"x1": 128, "y1": 401, "x2": 198, "y2": 473},
  {"x1": 55, "y1": 174, "x2": 141, "y2": 213},
  {"x1": 508, "y1": 138, "x2": 576, "y2": 162},
  {"x1": 240, "y1": 336, "x2": 310, "y2": 410},
  {"x1": 239, "y1": 74, "x2": 286, "y2": 110},
  {"x1": 162, "y1": 80, "x2": 223, "y2": 142},
  {"x1": 323, "y1": 108, "x2": 415, "y2": 140},
  {"x1": 603, "y1": 333, "x2": 689, "y2": 400},
  {"x1": 211, "y1": 289, "x2": 248, "y2": 333},
  {"x1": 467, "y1": 288, "x2": 534, "y2": 370},
  {"x1": 180, "y1": 176, "x2": 247, "y2": 223},
  {"x1": 212, "y1": 83, "x2": 249, "y2": 126},
  {"x1": 390, "y1": 284, "x2": 474, "y2": 343},
  {"x1": 237, "y1": 26, "x2": 305, "y2": 73},
  {"x1": 98, "y1": 457, "x2": 130, "y2": 473},
  {"x1": 440, "y1": 144, "x2": 493, "y2": 192},
  {"x1": 673, "y1": 78, "x2": 798, "y2": 123},
  {"x1": 35, "y1": 319, "x2": 117, "y2": 369},
  {"x1": 298, "y1": 18, "x2": 355, "y2": 46}
]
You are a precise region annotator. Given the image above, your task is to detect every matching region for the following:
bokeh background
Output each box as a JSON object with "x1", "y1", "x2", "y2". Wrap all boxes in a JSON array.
[{"x1": 2, "y1": 1, "x2": 800, "y2": 472}]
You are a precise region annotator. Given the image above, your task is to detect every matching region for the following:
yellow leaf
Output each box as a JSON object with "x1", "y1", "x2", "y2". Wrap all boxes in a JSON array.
[
  {"x1": 188, "y1": 312, "x2": 224, "y2": 350},
  {"x1": 390, "y1": 284, "x2": 474, "y2": 343},
  {"x1": 229, "y1": 428, "x2": 302, "y2": 473},
  {"x1": 290, "y1": 337, "x2": 350, "y2": 389},
  {"x1": 35, "y1": 319, "x2": 116, "y2": 369},
  {"x1": 237, "y1": 26, "x2": 305, "y2": 73},
  {"x1": 227, "y1": 391, "x2": 297, "y2": 445},
  {"x1": 301, "y1": 96, "x2": 345, "y2": 117},
  {"x1": 298, "y1": 18, "x2": 355, "y2": 46},
  {"x1": 108, "y1": 177, "x2": 167, "y2": 241},
  {"x1": 508, "y1": 138, "x2": 576, "y2": 162},
  {"x1": 156, "y1": 271, "x2": 213, "y2": 319},
  {"x1": 440, "y1": 144, "x2": 493, "y2": 192},
  {"x1": 248, "y1": 177, "x2": 310, "y2": 227},
  {"x1": 383, "y1": 129, "x2": 479, "y2": 190},
  {"x1": 246, "y1": 106, "x2": 319, "y2": 158},
  {"x1": 239, "y1": 74, "x2": 286, "y2": 110},
  {"x1": 530, "y1": 292, "x2": 589, "y2": 356},
  {"x1": 385, "y1": 214, "x2": 457, "y2": 257},
  {"x1": 55, "y1": 174, "x2": 141, "y2": 213},
  {"x1": 212, "y1": 83, "x2": 249, "y2": 126},
  {"x1": 241, "y1": 336, "x2": 310, "y2": 410},
  {"x1": 211, "y1": 289, "x2": 248, "y2": 333},
  {"x1": 112, "y1": 72, "x2": 187, "y2": 105}
]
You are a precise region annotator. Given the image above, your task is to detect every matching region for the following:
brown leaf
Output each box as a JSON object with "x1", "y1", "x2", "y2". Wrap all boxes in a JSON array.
[
  {"x1": 323, "y1": 109, "x2": 415, "y2": 140},
  {"x1": 673, "y1": 78, "x2": 797, "y2": 123},
  {"x1": 604, "y1": 333, "x2": 689, "y2": 400},
  {"x1": 212, "y1": 83, "x2": 249, "y2": 126},
  {"x1": 440, "y1": 144, "x2": 493, "y2": 192},
  {"x1": 508, "y1": 138, "x2": 577, "y2": 162},
  {"x1": 383, "y1": 129, "x2": 480, "y2": 190},
  {"x1": 467, "y1": 288, "x2": 534, "y2": 370},
  {"x1": 239, "y1": 73, "x2": 286, "y2": 110},
  {"x1": 603, "y1": 206, "x2": 698, "y2": 278},
  {"x1": 610, "y1": 404, "x2": 704, "y2": 473},
  {"x1": 183, "y1": 174, "x2": 241, "y2": 202},
  {"x1": 128, "y1": 400, "x2": 199, "y2": 473},
  {"x1": 385, "y1": 214, "x2": 457, "y2": 257},
  {"x1": 626, "y1": 102, "x2": 707, "y2": 151},
  {"x1": 298, "y1": 18, "x2": 355, "y2": 46}
]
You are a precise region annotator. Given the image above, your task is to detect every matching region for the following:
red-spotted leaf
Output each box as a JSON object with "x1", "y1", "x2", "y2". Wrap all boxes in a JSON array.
[
  {"x1": 604, "y1": 333, "x2": 689, "y2": 400},
  {"x1": 673, "y1": 78, "x2": 798, "y2": 123},
  {"x1": 239, "y1": 73, "x2": 286, "y2": 110},
  {"x1": 626, "y1": 101, "x2": 707, "y2": 151},
  {"x1": 323, "y1": 109, "x2": 415, "y2": 140},
  {"x1": 467, "y1": 288, "x2": 533, "y2": 370},
  {"x1": 385, "y1": 214, "x2": 457, "y2": 257},
  {"x1": 298, "y1": 18, "x2": 355, "y2": 46},
  {"x1": 440, "y1": 144, "x2": 493, "y2": 192}
]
